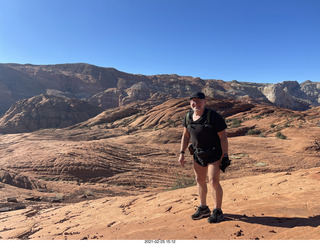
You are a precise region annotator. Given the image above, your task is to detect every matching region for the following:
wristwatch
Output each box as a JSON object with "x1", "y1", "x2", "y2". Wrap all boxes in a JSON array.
[
  {"x1": 180, "y1": 151, "x2": 185, "y2": 154},
  {"x1": 223, "y1": 153, "x2": 228, "y2": 157}
]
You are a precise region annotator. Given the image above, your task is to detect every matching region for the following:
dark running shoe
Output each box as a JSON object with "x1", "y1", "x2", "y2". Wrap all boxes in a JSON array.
[
  {"x1": 207, "y1": 208, "x2": 224, "y2": 223},
  {"x1": 191, "y1": 206, "x2": 211, "y2": 220}
]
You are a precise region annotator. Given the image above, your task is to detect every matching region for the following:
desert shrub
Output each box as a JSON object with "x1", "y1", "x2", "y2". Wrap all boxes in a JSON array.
[
  {"x1": 270, "y1": 123, "x2": 276, "y2": 128},
  {"x1": 313, "y1": 140, "x2": 320, "y2": 151},
  {"x1": 169, "y1": 174, "x2": 195, "y2": 190},
  {"x1": 246, "y1": 129, "x2": 261, "y2": 135},
  {"x1": 284, "y1": 122, "x2": 291, "y2": 128},
  {"x1": 306, "y1": 140, "x2": 320, "y2": 152},
  {"x1": 55, "y1": 194, "x2": 65, "y2": 201},
  {"x1": 253, "y1": 115, "x2": 263, "y2": 119},
  {"x1": 167, "y1": 119, "x2": 176, "y2": 127},
  {"x1": 254, "y1": 162, "x2": 268, "y2": 167},
  {"x1": 276, "y1": 131, "x2": 287, "y2": 139},
  {"x1": 84, "y1": 190, "x2": 94, "y2": 197},
  {"x1": 229, "y1": 118, "x2": 242, "y2": 128}
]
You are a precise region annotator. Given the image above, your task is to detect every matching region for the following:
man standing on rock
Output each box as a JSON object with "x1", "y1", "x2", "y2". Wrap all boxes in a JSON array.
[{"x1": 178, "y1": 92, "x2": 230, "y2": 223}]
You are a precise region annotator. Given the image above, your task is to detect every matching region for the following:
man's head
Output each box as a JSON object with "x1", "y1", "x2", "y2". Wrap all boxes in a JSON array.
[{"x1": 189, "y1": 92, "x2": 206, "y2": 112}]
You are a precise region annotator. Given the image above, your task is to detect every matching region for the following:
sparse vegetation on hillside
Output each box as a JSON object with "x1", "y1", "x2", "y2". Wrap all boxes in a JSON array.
[
  {"x1": 227, "y1": 118, "x2": 242, "y2": 128},
  {"x1": 168, "y1": 173, "x2": 195, "y2": 190},
  {"x1": 276, "y1": 131, "x2": 287, "y2": 139},
  {"x1": 246, "y1": 129, "x2": 262, "y2": 135}
]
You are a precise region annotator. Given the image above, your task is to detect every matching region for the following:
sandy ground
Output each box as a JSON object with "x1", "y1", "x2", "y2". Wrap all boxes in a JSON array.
[{"x1": 0, "y1": 166, "x2": 319, "y2": 240}]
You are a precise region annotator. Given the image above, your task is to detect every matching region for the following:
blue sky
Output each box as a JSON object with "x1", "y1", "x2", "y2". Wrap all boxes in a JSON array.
[{"x1": 0, "y1": 0, "x2": 319, "y2": 83}]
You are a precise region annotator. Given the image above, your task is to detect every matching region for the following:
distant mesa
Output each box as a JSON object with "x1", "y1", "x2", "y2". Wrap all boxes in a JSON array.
[
  {"x1": 0, "y1": 63, "x2": 319, "y2": 133},
  {"x1": 0, "y1": 63, "x2": 319, "y2": 113}
]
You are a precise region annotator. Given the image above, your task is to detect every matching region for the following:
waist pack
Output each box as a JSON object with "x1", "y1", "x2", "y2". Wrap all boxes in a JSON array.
[
  {"x1": 190, "y1": 145, "x2": 221, "y2": 167},
  {"x1": 188, "y1": 144, "x2": 194, "y2": 155},
  {"x1": 188, "y1": 145, "x2": 216, "y2": 158},
  {"x1": 194, "y1": 147, "x2": 216, "y2": 158}
]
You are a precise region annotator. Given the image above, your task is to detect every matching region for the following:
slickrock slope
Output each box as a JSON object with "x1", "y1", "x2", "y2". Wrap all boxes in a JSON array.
[
  {"x1": 128, "y1": 98, "x2": 255, "y2": 130},
  {"x1": 0, "y1": 96, "x2": 319, "y2": 240},
  {"x1": 0, "y1": 98, "x2": 319, "y2": 196},
  {"x1": 75, "y1": 97, "x2": 255, "y2": 131},
  {"x1": 0, "y1": 94, "x2": 102, "y2": 133},
  {"x1": 0, "y1": 166, "x2": 319, "y2": 240}
]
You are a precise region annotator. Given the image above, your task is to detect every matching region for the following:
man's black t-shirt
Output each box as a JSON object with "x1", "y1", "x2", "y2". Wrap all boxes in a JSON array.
[{"x1": 182, "y1": 108, "x2": 227, "y2": 151}]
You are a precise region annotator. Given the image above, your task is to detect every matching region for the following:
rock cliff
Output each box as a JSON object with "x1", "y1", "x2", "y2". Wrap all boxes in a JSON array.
[
  {"x1": 0, "y1": 63, "x2": 319, "y2": 115},
  {"x1": 0, "y1": 94, "x2": 102, "y2": 133}
]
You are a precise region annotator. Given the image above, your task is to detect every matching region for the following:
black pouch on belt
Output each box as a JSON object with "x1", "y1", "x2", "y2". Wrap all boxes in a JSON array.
[
  {"x1": 195, "y1": 147, "x2": 216, "y2": 159},
  {"x1": 188, "y1": 144, "x2": 194, "y2": 155}
]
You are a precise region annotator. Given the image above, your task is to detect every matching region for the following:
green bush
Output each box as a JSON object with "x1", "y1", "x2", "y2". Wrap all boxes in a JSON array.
[
  {"x1": 169, "y1": 174, "x2": 195, "y2": 190},
  {"x1": 276, "y1": 132, "x2": 287, "y2": 139},
  {"x1": 229, "y1": 118, "x2": 242, "y2": 128},
  {"x1": 246, "y1": 129, "x2": 262, "y2": 135}
]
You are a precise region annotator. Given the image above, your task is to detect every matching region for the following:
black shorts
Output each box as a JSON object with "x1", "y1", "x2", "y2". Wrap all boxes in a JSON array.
[{"x1": 193, "y1": 147, "x2": 222, "y2": 167}]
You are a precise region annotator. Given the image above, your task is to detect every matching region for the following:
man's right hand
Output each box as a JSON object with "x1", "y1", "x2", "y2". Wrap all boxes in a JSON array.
[
  {"x1": 220, "y1": 156, "x2": 231, "y2": 172},
  {"x1": 178, "y1": 154, "x2": 186, "y2": 167}
]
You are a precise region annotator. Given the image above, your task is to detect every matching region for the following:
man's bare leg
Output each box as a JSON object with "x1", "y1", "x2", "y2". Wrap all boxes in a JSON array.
[
  {"x1": 193, "y1": 161, "x2": 208, "y2": 206},
  {"x1": 208, "y1": 160, "x2": 223, "y2": 209}
]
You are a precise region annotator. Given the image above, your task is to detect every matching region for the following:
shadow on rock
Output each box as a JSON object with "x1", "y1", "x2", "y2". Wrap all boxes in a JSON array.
[{"x1": 224, "y1": 213, "x2": 320, "y2": 228}]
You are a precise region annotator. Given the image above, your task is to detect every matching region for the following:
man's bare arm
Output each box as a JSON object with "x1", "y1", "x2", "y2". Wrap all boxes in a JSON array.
[
  {"x1": 218, "y1": 130, "x2": 228, "y2": 156},
  {"x1": 179, "y1": 127, "x2": 190, "y2": 166}
]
